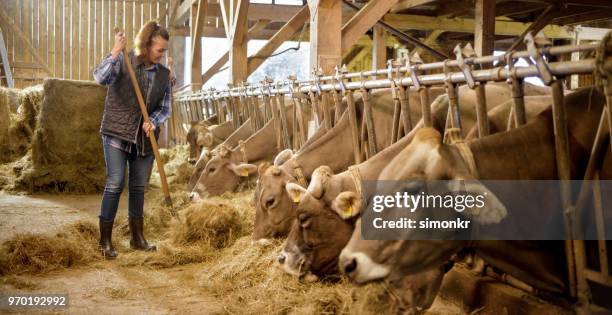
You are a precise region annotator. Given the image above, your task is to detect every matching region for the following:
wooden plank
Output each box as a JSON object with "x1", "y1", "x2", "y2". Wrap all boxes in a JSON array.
[
  {"x1": 507, "y1": 5, "x2": 557, "y2": 52},
  {"x1": 383, "y1": 13, "x2": 573, "y2": 39},
  {"x1": 390, "y1": 0, "x2": 435, "y2": 13},
  {"x1": 40, "y1": 0, "x2": 49, "y2": 79},
  {"x1": 219, "y1": 0, "x2": 232, "y2": 38},
  {"x1": 126, "y1": 1, "x2": 134, "y2": 43},
  {"x1": 308, "y1": 0, "x2": 341, "y2": 75},
  {"x1": 230, "y1": 0, "x2": 248, "y2": 84},
  {"x1": 135, "y1": 0, "x2": 143, "y2": 36},
  {"x1": 144, "y1": 0, "x2": 151, "y2": 24},
  {"x1": 24, "y1": 0, "x2": 31, "y2": 81},
  {"x1": 117, "y1": 0, "x2": 124, "y2": 29},
  {"x1": 0, "y1": 6, "x2": 52, "y2": 76},
  {"x1": 191, "y1": 0, "x2": 206, "y2": 90},
  {"x1": 72, "y1": 0, "x2": 79, "y2": 79},
  {"x1": 342, "y1": 0, "x2": 398, "y2": 53},
  {"x1": 95, "y1": 0, "x2": 102, "y2": 65},
  {"x1": 474, "y1": 0, "x2": 495, "y2": 58},
  {"x1": 372, "y1": 25, "x2": 386, "y2": 72},
  {"x1": 89, "y1": 0, "x2": 95, "y2": 80},
  {"x1": 79, "y1": 0, "x2": 88, "y2": 80},
  {"x1": 202, "y1": 19, "x2": 268, "y2": 85}
]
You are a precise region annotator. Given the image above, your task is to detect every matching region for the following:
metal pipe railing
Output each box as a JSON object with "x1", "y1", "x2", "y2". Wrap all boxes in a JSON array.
[{"x1": 174, "y1": 42, "x2": 598, "y2": 102}]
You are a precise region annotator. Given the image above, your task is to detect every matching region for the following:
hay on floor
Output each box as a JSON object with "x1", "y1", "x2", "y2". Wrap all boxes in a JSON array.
[{"x1": 13, "y1": 79, "x2": 107, "y2": 193}]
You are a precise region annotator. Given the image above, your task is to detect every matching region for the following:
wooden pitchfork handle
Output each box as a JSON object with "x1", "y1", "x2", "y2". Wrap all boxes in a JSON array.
[{"x1": 114, "y1": 27, "x2": 176, "y2": 216}]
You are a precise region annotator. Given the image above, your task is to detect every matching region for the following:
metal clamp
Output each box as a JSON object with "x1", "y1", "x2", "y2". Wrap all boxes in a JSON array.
[
  {"x1": 406, "y1": 52, "x2": 423, "y2": 90},
  {"x1": 313, "y1": 68, "x2": 324, "y2": 96},
  {"x1": 454, "y1": 44, "x2": 475, "y2": 88},
  {"x1": 387, "y1": 60, "x2": 399, "y2": 100},
  {"x1": 335, "y1": 65, "x2": 348, "y2": 95},
  {"x1": 524, "y1": 32, "x2": 553, "y2": 85}
]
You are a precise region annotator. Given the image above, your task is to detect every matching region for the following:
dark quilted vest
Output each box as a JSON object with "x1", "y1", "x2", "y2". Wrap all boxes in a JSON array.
[{"x1": 100, "y1": 51, "x2": 170, "y2": 156}]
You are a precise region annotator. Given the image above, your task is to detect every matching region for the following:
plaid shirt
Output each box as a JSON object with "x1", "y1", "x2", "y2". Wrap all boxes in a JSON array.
[{"x1": 94, "y1": 52, "x2": 171, "y2": 154}]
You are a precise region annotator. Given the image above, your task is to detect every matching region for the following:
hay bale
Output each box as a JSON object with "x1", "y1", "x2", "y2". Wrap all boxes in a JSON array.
[
  {"x1": 150, "y1": 144, "x2": 194, "y2": 188},
  {"x1": 0, "y1": 221, "x2": 100, "y2": 275},
  {"x1": 15, "y1": 79, "x2": 107, "y2": 193},
  {"x1": 0, "y1": 86, "x2": 43, "y2": 163}
]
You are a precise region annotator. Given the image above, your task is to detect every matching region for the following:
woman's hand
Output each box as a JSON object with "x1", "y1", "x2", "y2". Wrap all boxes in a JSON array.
[
  {"x1": 111, "y1": 31, "x2": 127, "y2": 58},
  {"x1": 143, "y1": 121, "x2": 156, "y2": 137}
]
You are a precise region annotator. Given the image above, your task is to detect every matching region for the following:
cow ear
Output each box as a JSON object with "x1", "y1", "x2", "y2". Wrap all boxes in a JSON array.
[
  {"x1": 286, "y1": 182, "x2": 307, "y2": 203},
  {"x1": 191, "y1": 121, "x2": 199, "y2": 127},
  {"x1": 332, "y1": 191, "x2": 362, "y2": 219},
  {"x1": 228, "y1": 163, "x2": 258, "y2": 177},
  {"x1": 274, "y1": 149, "x2": 294, "y2": 166},
  {"x1": 308, "y1": 166, "x2": 333, "y2": 199},
  {"x1": 448, "y1": 178, "x2": 507, "y2": 224}
]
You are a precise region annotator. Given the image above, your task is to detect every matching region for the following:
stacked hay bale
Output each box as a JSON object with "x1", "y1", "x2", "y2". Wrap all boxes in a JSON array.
[
  {"x1": 14, "y1": 79, "x2": 107, "y2": 193},
  {"x1": 0, "y1": 86, "x2": 42, "y2": 163},
  {"x1": 149, "y1": 144, "x2": 194, "y2": 188}
]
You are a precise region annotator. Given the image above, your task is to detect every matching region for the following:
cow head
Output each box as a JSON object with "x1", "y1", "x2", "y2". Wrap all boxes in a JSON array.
[
  {"x1": 187, "y1": 148, "x2": 213, "y2": 191},
  {"x1": 337, "y1": 128, "x2": 506, "y2": 284},
  {"x1": 252, "y1": 150, "x2": 299, "y2": 242},
  {"x1": 277, "y1": 166, "x2": 356, "y2": 279},
  {"x1": 186, "y1": 121, "x2": 213, "y2": 164},
  {"x1": 189, "y1": 150, "x2": 258, "y2": 200}
]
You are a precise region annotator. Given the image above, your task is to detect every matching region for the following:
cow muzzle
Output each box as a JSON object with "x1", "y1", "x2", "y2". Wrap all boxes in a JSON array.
[
  {"x1": 188, "y1": 158, "x2": 197, "y2": 164},
  {"x1": 339, "y1": 249, "x2": 390, "y2": 284}
]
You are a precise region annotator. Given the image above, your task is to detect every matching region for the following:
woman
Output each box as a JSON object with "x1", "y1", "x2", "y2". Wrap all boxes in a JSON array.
[{"x1": 93, "y1": 21, "x2": 171, "y2": 259}]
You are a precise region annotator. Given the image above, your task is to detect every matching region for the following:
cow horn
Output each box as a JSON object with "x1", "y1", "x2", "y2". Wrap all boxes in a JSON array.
[
  {"x1": 308, "y1": 166, "x2": 333, "y2": 199},
  {"x1": 274, "y1": 149, "x2": 294, "y2": 166}
]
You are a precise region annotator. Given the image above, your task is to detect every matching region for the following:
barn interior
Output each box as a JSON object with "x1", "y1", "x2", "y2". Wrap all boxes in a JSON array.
[{"x1": 1, "y1": 0, "x2": 612, "y2": 314}]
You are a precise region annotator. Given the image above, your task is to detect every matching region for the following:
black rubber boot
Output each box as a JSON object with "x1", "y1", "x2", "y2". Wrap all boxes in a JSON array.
[
  {"x1": 128, "y1": 217, "x2": 156, "y2": 252},
  {"x1": 99, "y1": 219, "x2": 118, "y2": 260}
]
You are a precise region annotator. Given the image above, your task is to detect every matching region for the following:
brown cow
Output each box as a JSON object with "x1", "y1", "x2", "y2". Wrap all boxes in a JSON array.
[
  {"x1": 190, "y1": 102, "x2": 312, "y2": 199},
  {"x1": 186, "y1": 120, "x2": 236, "y2": 164},
  {"x1": 258, "y1": 83, "x2": 547, "y2": 243},
  {"x1": 336, "y1": 87, "x2": 606, "y2": 300},
  {"x1": 275, "y1": 83, "x2": 551, "y2": 277},
  {"x1": 187, "y1": 118, "x2": 256, "y2": 190},
  {"x1": 252, "y1": 87, "x2": 447, "y2": 241}
]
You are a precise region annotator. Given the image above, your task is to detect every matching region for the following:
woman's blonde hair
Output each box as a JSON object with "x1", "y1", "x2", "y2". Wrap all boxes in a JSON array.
[{"x1": 134, "y1": 20, "x2": 170, "y2": 60}]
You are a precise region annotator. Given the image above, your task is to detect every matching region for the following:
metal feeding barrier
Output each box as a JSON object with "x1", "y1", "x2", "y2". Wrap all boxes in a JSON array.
[{"x1": 170, "y1": 31, "x2": 612, "y2": 310}]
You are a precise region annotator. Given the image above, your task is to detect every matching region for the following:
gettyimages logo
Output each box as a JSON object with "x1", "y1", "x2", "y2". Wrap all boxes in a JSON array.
[{"x1": 360, "y1": 180, "x2": 612, "y2": 240}]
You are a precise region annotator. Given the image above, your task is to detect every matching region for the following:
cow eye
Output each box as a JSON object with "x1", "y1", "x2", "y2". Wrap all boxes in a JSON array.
[
  {"x1": 298, "y1": 213, "x2": 311, "y2": 228},
  {"x1": 264, "y1": 197, "x2": 276, "y2": 210},
  {"x1": 208, "y1": 167, "x2": 216, "y2": 173}
]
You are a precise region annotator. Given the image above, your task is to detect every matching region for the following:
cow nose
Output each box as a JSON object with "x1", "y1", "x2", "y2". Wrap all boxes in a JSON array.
[
  {"x1": 277, "y1": 253, "x2": 286, "y2": 265},
  {"x1": 342, "y1": 258, "x2": 357, "y2": 274},
  {"x1": 189, "y1": 192, "x2": 199, "y2": 202},
  {"x1": 188, "y1": 158, "x2": 196, "y2": 164}
]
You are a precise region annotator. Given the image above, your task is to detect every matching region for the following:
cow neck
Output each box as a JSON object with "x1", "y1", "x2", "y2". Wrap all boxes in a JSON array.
[
  {"x1": 230, "y1": 118, "x2": 278, "y2": 164},
  {"x1": 294, "y1": 116, "x2": 355, "y2": 178},
  {"x1": 223, "y1": 118, "x2": 253, "y2": 148},
  {"x1": 466, "y1": 115, "x2": 558, "y2": 180}
]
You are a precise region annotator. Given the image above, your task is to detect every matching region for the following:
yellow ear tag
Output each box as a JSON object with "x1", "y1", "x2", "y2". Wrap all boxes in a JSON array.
[
  {"x1": 239, "y1": 169, "x2": 249, "y2": 177},
  {"x1": 341, "y1": 205, "x2": 353, "y2": 219},
  {"x1": 292, "y1": 194, "x2": 301, "y2": 203}
]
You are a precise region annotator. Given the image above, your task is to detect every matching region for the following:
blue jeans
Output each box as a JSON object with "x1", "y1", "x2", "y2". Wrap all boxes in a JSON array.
[{"x1": 99, "y1": 143, "x2": 154, "y2": 222}]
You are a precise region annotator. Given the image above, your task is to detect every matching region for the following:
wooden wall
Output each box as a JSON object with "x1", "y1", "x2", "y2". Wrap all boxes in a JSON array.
[{"x1": 0, "y1": 0, "x2": 170, "y2": 88}]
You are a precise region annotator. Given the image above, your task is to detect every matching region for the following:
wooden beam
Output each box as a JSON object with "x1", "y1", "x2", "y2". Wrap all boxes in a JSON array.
[
  {"x1": 191, "y1": 0, "x2": 207, "y2": 90},
  {"x1": 342, "y1": 45, "x2": 365, "y2": 66},
  {"x1": 435, "y1": 0, "x2": 472, "y2": 18},
  {"x1": 475, "y1": 0, "x2": 496, "y2": 58},
  {"x1": 495, "y1": 1, "x2": 547, "y2": 18},
  {"x1": 230, "y1": 0, "x2": 249, "y2": 84},
  {"x1": 382, "y1": 13, "x2": 573, "y2": 39},
  {"x1": 507, "y1": 5, "x2": 557, "y2": 51},
  {"x1": 390, "y1": 0, "x2": 436, "y2": 13},
  {"x1": 0, "y1": 6, "x2": 52, "y2": 75},
  {"x1": 372, "y1": 25, "x2": 386, "y2": 71},
  {"x1": 202, "y1": 19, "x2": 269, "y2": 85},
  {"x1": 411, "y1": 30, "x2": 443, "y2": 57},
  {"x1": 309, "y1": 0, "x2": 342, "y2": 74},
  {"x1": 341, "y1": 0, "x2": 398, "y2": 53},
  {"x1": 176, "y1": 2, "x2": 302, "y2": 26},
  {"x1": 553, "y1": 10, "x2": 612, "y2": 26},
  {"x1": 171, "y1": 25, "x2": 280, "y2": 39},
  {"x1": 247, "y1": 5, "x2": 309, "y2": 76}
]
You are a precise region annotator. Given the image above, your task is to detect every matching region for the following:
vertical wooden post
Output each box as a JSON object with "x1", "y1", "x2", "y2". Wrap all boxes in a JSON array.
[
  {"x1": 346, "y1": 90, "x2": 362, "y2": 164},
  {"x1": 474, "y1": 0, "x2": 495, "y2": 137},
  {"x1": 308, "y1": 0, "x2": 341, "y2": 75},
  {"x1": 373, "y1": 25, "x2": 386, "y2": 73},
  {"x1": 190, "y1": 0, "x2": 206, "y2": 90}
]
